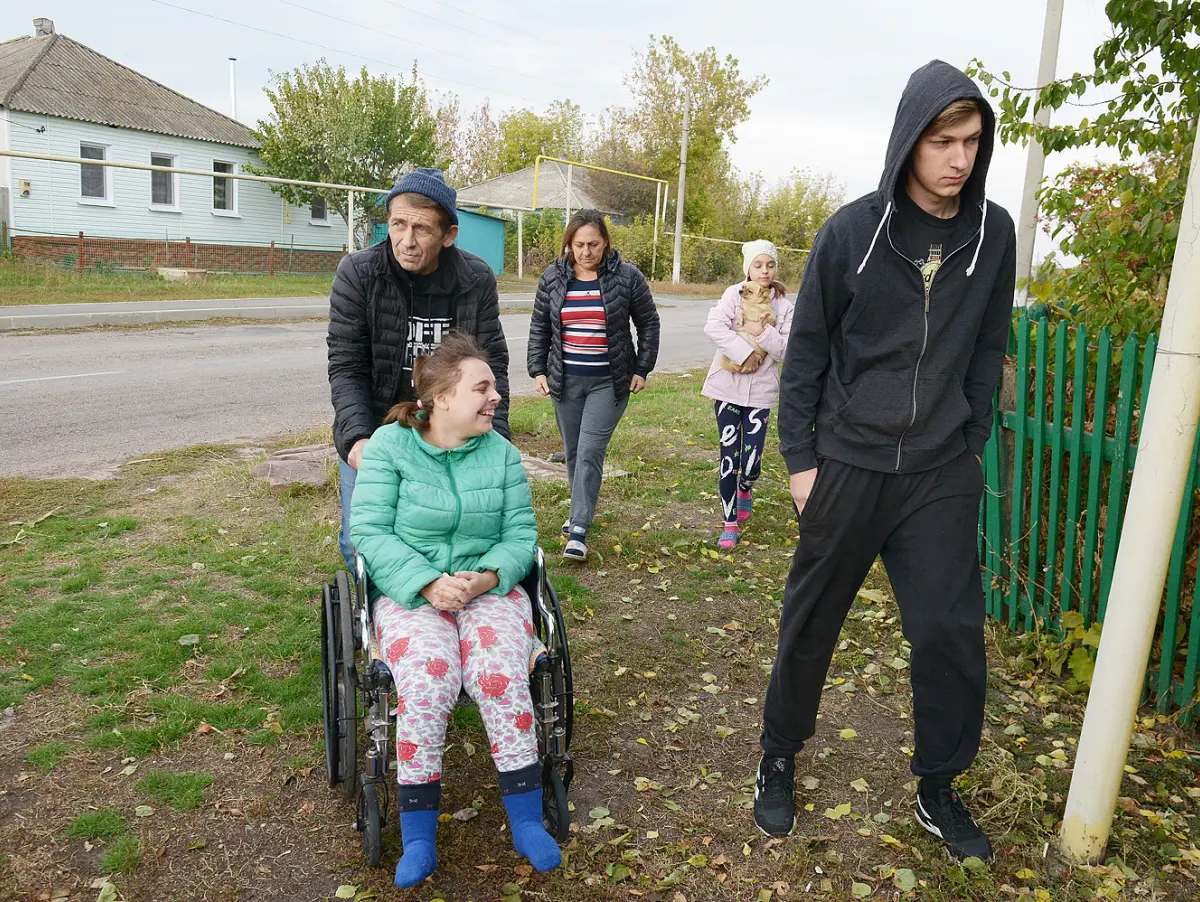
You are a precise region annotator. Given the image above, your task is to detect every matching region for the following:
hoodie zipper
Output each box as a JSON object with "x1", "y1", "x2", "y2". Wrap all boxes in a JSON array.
[
  {"x1": 444, "y1": 451, "x2": 461, "y2": 571},
  {"x1": 885, "y1": 217, "x2": 983, "y2": 472}
]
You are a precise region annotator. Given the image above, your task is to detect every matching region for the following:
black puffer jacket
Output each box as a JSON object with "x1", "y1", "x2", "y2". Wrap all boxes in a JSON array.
[
  {"x1": 527, "y1": 251, "x2": 660, "y2": 402},
  {"x1": 327, "y1": 240, "x2": 510, "y2": 461}
]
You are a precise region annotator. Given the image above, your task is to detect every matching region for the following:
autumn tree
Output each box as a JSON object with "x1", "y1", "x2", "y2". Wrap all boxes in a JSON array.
[
  {"x1": 968, "y1": 0, "x2": 1199, "y2": 336},
  {"x1": 254, "y1": 61, "x2": 441, "y2": 226}
]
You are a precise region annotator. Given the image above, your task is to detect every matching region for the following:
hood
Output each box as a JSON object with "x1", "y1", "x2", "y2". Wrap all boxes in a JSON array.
[
  {"x1": 554, "y1": 249, "x2": 624, "y2": 280},
  {"x1": 878, "y1": 60, "x2": 995, "y2": 211}
]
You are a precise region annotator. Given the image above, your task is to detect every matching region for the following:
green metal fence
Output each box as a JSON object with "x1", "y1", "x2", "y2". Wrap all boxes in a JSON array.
[{"x1": 980, "y1": 315, "x2": 1200, "y2": 720}]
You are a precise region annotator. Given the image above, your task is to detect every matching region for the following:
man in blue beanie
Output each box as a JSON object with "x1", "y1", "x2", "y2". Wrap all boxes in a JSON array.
[{"x1": 327, "y1": 167, "x2": 511, "y2": 570}]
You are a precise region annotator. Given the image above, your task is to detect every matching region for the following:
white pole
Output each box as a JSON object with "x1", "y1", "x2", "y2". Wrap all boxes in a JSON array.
[
  {"x1": 228, "y1": 57, "x2": 238, "y2": 121},
  {"x1": 517, "y1": 210, "x2": 524, "y2": 279},
  {"x1": 1059, "y1": 126, "x2": 1200, "y2": 863},
  {"x1": 1014, "y1": 0, "x2": 1064, "y2": 305},
  {"x1": 347, "y1": 190, "x2": 355, "y2": 252},
  {"x1": 651, "y1": 181, "x2": 662, "y2": 281},
  {"x1": 671, "y1": 91, "x2": 691, "y2": 284},
  {"x1": 565, "y1": 163, "x2": 573, "y2": 226}
]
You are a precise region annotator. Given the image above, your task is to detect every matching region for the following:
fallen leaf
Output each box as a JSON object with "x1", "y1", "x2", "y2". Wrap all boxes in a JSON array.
[
  {"x1": 838, "y1": 728, "x2": 858, "y2": 740},
  {"x1": 824, "y1": 802, "x2": 852, "y2": 820},
  {"x1": 178, "y1": 634, "x2": 200, "y2": 646},
  {"x1": 801, "y1": 776, "x2": 820, "y2": 790},
  {"x1": 452, "y1": 807, "x2": 479, "y2": 822},
  {"x1": 334, "y1": 887, "x2": 357, "y2": 900},
  {"x1": 589, "y1": 806, "x2": 610, "y2": 820},
  {"x1": 97, "y1": 884, "x2": 118, "y2": 902},
  {"x1": 851, "y1": 882, "x2": 872, "y2": 898},
  {"x1": 850, "y1": 778, "x2": 869, "y2": 793},
  {"x1": 134, "y1": 805, "x2": 154, "y2": 818},
  {"x1": 120, "y1": 764, "x2": 138, "y2": 777}
]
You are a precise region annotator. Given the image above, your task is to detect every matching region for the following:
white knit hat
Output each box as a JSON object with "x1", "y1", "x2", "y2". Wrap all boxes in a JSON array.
[{"x1": 742, "y1": 239, "x2": 778, "y2": 278}]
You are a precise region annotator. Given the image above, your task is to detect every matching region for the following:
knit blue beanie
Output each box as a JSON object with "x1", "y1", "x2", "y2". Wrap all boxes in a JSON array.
[{"x1": 384, "y1": 168, "x2": 458, "y2": 226}]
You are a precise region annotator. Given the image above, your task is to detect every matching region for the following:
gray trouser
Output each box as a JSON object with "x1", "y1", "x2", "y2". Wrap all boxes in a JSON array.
[{"x1": 553, "y1": 376, "x2": 628, "y2": 534}]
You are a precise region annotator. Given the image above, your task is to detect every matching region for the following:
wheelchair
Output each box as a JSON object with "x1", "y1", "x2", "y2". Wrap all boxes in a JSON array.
[{"x1": 319, "y1": 547, "x2": 574, "y2": 867}]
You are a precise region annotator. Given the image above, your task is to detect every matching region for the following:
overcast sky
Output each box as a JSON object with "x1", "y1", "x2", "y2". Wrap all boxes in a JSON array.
[{"x1": 5, "y1": 1, "x2": 1120, "y2": 259}]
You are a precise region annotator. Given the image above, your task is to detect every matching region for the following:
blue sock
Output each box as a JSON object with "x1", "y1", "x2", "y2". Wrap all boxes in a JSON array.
[
  {"x1": 501, "y1": 785, "x2": 562, "y2": 872},
  {"x1": 394, "y1": 809, "x2": 438, "y2": 888}
]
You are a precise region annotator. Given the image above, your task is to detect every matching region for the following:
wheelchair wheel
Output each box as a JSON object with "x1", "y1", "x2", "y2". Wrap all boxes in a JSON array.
[
  {"x1": 333, "y1": 572, "x2": 358, "y2": 802},
  {"x1": 545, "y1": 578, "x2": 574, "y2": 749},
  {"x1": 359, "y1": 782, "x2": 383, "y2": 867},
  {"x1": 321, "y1": 583, "x2": 341, "y2": 790},
  {"x1": 542, "y1": 760, "x2": 570, "y2": 843}
]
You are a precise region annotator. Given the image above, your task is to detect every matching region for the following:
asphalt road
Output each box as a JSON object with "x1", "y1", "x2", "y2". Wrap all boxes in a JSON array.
[{"x1": 0, "y1": 301, "x2": 717, "y2": 479}]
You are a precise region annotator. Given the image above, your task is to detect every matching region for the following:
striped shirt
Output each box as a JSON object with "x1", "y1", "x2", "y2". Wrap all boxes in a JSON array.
[{"x1": 561, "y1": 279, "x2": 610, "y2": 377}]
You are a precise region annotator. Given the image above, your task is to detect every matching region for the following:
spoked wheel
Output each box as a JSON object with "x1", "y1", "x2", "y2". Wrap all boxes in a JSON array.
[
  {"x1": 542, "y1": 760, "x2": 570, "y2": 843},
  {"x1": 359, "y1": 782, "x2": 383, "y2": 867},
  {"x1": 546, "y1": 579, "x2": 574, "y2": 750},
  {"x1": 321, "y1": 583, "x2": 340, "y2": 790},
  {"x1": 332, "y1": 572, "x2": 358, "y2": 802}
]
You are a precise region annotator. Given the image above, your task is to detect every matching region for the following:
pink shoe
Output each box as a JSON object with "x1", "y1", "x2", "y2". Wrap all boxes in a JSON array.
[
  {"x1": 717, "y1": 523, "x2": 739, "y2": 551},
  {"x1": 736, "y1": 488, "x2": 753, "y2": 523}
]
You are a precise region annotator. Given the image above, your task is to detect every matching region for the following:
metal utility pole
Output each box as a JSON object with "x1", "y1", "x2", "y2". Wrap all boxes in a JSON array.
[
  {"x1": 1014, "y1": 0, "x2": 1064, "y2": 304},
  {"x1": 671, "y1": 90, "x2": 690, "y2": 284},
  {"x1": 1059, "y1": 115, "x2": 1200, "y2": 864},
  {"x1": 228, "y1": 58, "x2": 238, "y2": 121}
]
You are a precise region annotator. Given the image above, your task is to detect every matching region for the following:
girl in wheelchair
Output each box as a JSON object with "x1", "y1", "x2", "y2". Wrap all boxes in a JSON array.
[{"x1": 349, "y1": 331, "x2": 562, "y2": 888}]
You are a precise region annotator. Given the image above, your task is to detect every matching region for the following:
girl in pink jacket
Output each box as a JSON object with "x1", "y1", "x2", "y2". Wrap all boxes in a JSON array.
[{"x1": 701, "y1": 240, "x2": 794, "y2": 549}]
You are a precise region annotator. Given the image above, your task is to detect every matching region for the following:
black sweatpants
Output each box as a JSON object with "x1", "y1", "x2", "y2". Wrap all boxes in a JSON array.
[{"x1": 760, "y1": 449, "x2": 986, "y2": 778}]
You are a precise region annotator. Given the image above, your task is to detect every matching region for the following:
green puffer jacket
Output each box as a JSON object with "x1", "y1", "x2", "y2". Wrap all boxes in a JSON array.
[{"x1": 349, "y1": 423, "x2": 537, "y2": 609}]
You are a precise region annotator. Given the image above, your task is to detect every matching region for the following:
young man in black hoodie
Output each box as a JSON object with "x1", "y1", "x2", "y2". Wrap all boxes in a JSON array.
[{"x1": 754, "y1": 61, "x2": 1015, "y2": 860}]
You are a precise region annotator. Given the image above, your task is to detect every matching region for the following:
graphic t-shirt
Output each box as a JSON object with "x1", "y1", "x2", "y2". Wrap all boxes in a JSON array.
[
  {"x1": 385, "y1": 255, "x2": 453, "y2": 379},
  {"x1": 894, "y1": 189, "x2": 960, "y2": 309}
]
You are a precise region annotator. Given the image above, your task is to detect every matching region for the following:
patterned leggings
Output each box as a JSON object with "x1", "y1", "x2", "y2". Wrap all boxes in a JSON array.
[
  {"x1": 374, "y1": 586, "x2": 541, "y2": 785},
  {"x1": 715, "y1": 401, "x2": 771, "y2": 522}
]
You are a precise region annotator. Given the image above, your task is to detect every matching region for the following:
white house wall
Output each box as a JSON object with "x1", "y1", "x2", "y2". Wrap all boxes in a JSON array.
[{"x1": 5, "y1": 111, "x2": 346, "y2": 249}]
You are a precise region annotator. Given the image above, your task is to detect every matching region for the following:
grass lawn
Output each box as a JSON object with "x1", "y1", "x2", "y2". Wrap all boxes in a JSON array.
[
  {"x1": 0, "y1": 262, "x2": 543, "y2": 306},
  {"x1": 1, "y1": 260, "x2": 720, "y2": 307},
  {"x1": 1, "y1": 380, "x2": 1198, "y2": 901}
]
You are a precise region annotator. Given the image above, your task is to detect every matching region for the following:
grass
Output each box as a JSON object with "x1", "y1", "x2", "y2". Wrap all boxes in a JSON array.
[
  {"x1": 66, "y1": 807, "x2": 127, "y2": 840},
  {"x1": 0, "y1": 260, "x2": 542, "y2": 305},
  {"x1": 135, "y1": 770, "x2": 215, "y2": 811},
  {"x1": 98, "y1": 836, "x2": 143, "y2": 873},
  {"x1": 1, "y1": 380, "x2": 1198, "y2": 900}
]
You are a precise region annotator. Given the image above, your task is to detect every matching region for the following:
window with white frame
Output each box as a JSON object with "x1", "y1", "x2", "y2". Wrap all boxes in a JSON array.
[
  {"x1": 79, "y1": 142, "x2": 109, "y2": 202},
  {"x1": 212, "y1": 160, "x2": 237, "y2": 213},
  {"x1": 310, "y1": 195, "x2": 328, "y2": 224},
  {"x1": 150, "y1": 153, "x2": 177, "y2": 208}
]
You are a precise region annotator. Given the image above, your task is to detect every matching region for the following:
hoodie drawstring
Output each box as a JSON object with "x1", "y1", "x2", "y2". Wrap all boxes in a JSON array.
[
  {"x1": 965, "y1": 199, "x2": 987, "y2": 277},
  {"x1": 857, "y1": 201, "x2": 892, "y2": 275}
]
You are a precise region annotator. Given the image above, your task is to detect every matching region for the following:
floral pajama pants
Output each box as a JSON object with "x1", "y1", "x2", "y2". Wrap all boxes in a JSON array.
[{"x1": 374, "y1": 585, "x2": 541, "y2": 785}]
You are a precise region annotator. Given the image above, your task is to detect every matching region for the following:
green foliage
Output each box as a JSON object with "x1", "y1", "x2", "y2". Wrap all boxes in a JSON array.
[
  {"x1": 1043, "y1": 611, "x2": 1103, "y2": 691},
  {"x1": 969, "y1": 1, "x2": 1199, "y2": 334},
  {"x1": 497, "y1": 101, "x2": 585, "y2": 174},
  {"x1": 592, "y1": 35, "x2": 768, "y2": 227},
  {"x1": 254, "y1": 60, "x2": 440, "y2": 229}
]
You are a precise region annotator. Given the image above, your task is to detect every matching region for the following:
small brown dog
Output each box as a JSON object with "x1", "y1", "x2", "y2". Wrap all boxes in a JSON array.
[{"x1": 719, "y1": 280, "x2": 776, "y2": 374}]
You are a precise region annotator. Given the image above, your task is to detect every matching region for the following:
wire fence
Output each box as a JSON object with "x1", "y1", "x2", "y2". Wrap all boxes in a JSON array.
[{"x1": 6, "y1": 224, "x2": 347, "y2": 275}]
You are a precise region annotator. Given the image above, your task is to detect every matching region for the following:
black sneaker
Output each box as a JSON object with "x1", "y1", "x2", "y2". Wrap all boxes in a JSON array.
[
  {"x1": 753, "y1": 755, "x2": 795, "y2": 837},
  {"x1": 914, "y1": 782, "x2": 994, "y2": 861}
]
